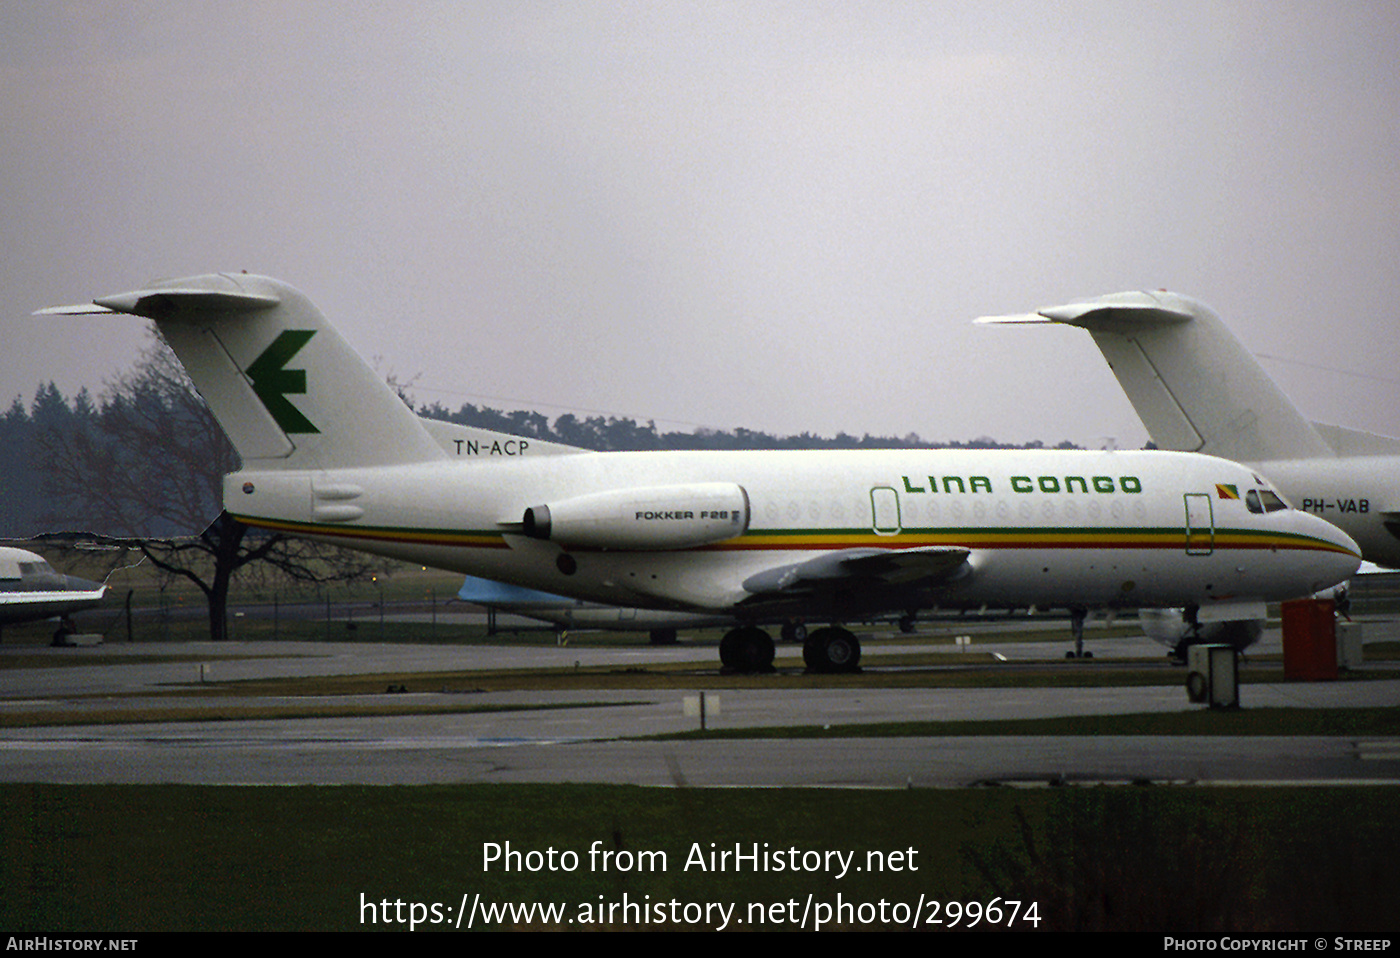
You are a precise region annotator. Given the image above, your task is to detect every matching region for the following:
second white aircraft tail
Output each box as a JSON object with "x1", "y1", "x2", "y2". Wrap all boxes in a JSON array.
[{"x1": 979, "y1": 291, "x2": 1349, "y2": 462}]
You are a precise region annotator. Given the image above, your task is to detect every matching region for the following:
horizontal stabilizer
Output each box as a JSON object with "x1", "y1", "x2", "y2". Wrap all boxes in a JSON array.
[
  {"x1": 37, "y1": 288, "x2": 280, "y2": 318},
  {"x1": 94, "y1": 287, "x2": 280, "y2": 317},
  {"x1": 976, "y1": 292, "x2": 1193, "y2": 330},
  {"x1": 973, "y1": 312, "x2": 1053, "y2": 325},
  {"x1": 34, "y1": 303, "x2": 117, "y2": 316},
  {"x1": 1037, "y1": 296, "x2": 1194, "y2": 330}
]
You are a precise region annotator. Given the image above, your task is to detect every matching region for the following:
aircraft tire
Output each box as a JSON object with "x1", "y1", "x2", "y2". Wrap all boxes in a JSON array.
[
  {"x1": 719, "y1": 630, "x2": 741, "y2": 669},
  {"x1": 803, "y1": 627, "x2": 861, "y2": 674},
  {"x1": 898, "y1": 615, "x2": 916, "y2": 634},
  {"x1": 720, "y1": 627, "x2": 774, "y2": 673}
]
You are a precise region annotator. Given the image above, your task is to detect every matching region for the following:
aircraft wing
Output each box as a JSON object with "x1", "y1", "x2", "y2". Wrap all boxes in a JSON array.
[
  {"x1": 0, "y1": 587, "x2": 105, "y2": 605},
  {"x1": 0, "y1": 585, "x2": 107, "y2": 625},
  {"x1": 741, "y1": 545, "x2": 971, "y2": 597},
  {"x1": 457, "y1": 574, "x2": 580, "y2": 606}
]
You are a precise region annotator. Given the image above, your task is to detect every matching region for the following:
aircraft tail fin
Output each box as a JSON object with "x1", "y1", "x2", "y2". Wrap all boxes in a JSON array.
[
  {"x1": 978, "y1": 291, "x2": 1335, "y2": 462},
  {"x1": 40, "y1": 273, "x2": 446, "y2": 470}
]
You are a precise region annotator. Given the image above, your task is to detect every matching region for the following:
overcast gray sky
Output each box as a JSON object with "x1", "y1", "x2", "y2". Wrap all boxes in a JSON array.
[{"x1": 4, "y1": 1, "x2": 1397, "y2": 448}]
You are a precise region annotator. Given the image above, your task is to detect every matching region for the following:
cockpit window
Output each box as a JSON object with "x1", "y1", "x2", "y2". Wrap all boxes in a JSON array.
[{"x1": 1245, "y1": 489, "x2": 1289, "y2": 514}]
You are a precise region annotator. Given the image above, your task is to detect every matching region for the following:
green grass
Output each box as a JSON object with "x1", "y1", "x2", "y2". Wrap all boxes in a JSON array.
[
  {"x1": 651, "y1": 707, "x2": 1400, "y2": 739},
  {"x1": 2, "y1": 783, "x2": 1395, "y2": 932}
]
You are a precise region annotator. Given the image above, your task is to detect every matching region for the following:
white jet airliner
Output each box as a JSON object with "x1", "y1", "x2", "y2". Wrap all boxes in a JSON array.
[{"x1": 41, "y1": 274, "x2": 1360, "y2": 672}]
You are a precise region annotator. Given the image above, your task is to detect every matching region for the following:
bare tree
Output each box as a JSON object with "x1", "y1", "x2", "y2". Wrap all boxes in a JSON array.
[{"x1": 36, "y1": 335, "x2": 382, "y2": 641}]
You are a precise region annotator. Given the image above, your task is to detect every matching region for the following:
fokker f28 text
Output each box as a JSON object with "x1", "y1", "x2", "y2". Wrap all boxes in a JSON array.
[{"x1": 41, "y1": 274, "x2": 1361, "y2": 672}]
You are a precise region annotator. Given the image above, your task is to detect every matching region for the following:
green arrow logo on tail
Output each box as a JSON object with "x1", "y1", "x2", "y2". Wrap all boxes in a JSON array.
[{"x1": 246, "y1": 330, "x2": 320, "y2": 434}]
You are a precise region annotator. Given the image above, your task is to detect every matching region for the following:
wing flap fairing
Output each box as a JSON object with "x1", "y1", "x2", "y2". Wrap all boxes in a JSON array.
[{"x1": 742, "y1": 545, "x2": 971, "y2": 595}]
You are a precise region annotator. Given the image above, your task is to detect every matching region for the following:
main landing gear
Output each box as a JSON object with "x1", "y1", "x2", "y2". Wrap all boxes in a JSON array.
[
  {"x1": 50, "y1": 616, "x2": 78, "y2": 647},
  {"x1": 802, "y1": 626, "x2": 861, "y2": 674},
  {"x1": 1169, "y1": 604, "x2": 1204, "y2": 664},
  {"x1": 718, "y1": 624, "x2": 862, "y2": 674},
  {"x1": 719, "y1": 626, "x2": 775, "y2": 673}
]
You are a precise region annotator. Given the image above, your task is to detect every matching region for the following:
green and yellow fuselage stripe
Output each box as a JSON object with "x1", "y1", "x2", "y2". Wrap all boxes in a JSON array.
[
  {"x1": 232, "y1": 514, "x2": 1355, "y2": 556},
  {"x1": 725, "y1": 526, "x2": 1352, "y2": 553},
  {"x1": 232, "y1": 515, "x2": 511, "y2": 549}
]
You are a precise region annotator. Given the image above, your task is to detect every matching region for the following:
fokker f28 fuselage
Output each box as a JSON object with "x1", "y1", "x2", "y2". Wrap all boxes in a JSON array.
[{"x1": 41, "y1": 274, "x2": 1360, "y2": 672}]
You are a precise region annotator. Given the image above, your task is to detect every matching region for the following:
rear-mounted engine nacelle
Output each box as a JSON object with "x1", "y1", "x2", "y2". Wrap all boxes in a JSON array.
[{"x1": 519, "y1": 483, "x2": 749, "y2": 550}]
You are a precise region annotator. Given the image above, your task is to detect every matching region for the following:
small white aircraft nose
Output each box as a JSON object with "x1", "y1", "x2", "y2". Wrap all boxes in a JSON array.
[{"x1": 1300, "y1": 513, "x2": 1362, "y2": 591}]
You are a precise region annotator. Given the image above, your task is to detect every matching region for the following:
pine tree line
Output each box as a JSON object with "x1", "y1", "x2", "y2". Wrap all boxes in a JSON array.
[{"x1": 414, "y1": 399, "x2": 1078, "y2": 454}]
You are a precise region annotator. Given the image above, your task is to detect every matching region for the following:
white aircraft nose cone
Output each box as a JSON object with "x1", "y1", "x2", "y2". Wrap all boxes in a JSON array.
[{"x1": 1300, "y1": 515, "x2": 1361, "y2": 592}]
